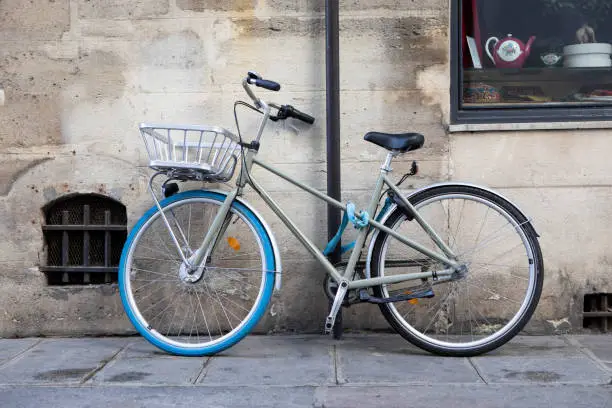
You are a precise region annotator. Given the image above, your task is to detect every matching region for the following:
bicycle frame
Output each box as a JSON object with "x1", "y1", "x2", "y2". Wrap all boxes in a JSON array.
[
  {"x1": 184, "y1": 147, "x2": 460, "y2": 290},
  {"x1": 164, "y1": 81, "x2": 462, "y2": 292}
]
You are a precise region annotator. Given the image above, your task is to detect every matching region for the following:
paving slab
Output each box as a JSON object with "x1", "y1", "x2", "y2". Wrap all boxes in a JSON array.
[
  {"x1": 3, "y1": 383, "x2": 611, "y2": 408},
  {"x1": 0, "y1": 385, "x2": 318, "y2": 408},
  {"x1": 0, "y1": 338, "x2": 129, "y2": 385},
  {"x1": 200, "y1": 335, "x2": 335, "y2": 386},
  {"x1": 572, "y1": 335, "x2": 612, "y2": 362},
  {"x1": 320, "y1": 384, "x2": 612, "y2": 408},
  {"x1": 214, "y1": 334, "x2": 333, "y2": 358},
  {"x1": 90, "y1": 356, "x2": 206, "y2": 385},
  {"x1": 471, "y1": 356, "x2": 611, "y2": 385},
  {"x1": 482, "y1": 335, "x2": 581, "y2": 357},
  {"x1": 335, "y1": 333, "x2": 481, "y2": 384},
  {"x1": 0, "y1": 338, "x2": 40, "y2": 365},
  {"x1": 114, "y1": 337, "x2": 184, "y2": 359}
]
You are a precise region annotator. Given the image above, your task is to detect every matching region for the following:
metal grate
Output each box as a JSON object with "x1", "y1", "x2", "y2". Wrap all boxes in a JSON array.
[
  {"x1": 41, "y1": 194, "x2": 127, "y2": 285},
  {"x1": 583, "y1": 293, "x2": 612, "y2": 332}
]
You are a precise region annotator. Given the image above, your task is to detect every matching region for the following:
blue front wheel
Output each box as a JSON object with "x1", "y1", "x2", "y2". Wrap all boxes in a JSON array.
[{"x1": 119, "y1": 190, "x2": 276, "y2": 356}]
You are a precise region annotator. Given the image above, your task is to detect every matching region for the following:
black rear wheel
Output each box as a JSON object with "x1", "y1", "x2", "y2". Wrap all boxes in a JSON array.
[{"x1": 370, "y1": 185, "x2": 543, "y2": 357}]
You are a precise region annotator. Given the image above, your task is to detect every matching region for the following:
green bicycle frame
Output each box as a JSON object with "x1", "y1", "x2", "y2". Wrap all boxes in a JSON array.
[{"x1": 187, "y1": 146, "x2": 460, "y2": 290}]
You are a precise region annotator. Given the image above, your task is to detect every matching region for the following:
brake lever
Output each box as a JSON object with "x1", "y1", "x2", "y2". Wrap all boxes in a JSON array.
[{"x1": 268, "y1": 103, "x2": 288, "y2": 122}]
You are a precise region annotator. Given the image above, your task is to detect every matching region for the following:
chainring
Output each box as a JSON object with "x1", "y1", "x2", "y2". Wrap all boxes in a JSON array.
[{"x1": 323, "y1": 265, "x2": 361, "y2": 305}]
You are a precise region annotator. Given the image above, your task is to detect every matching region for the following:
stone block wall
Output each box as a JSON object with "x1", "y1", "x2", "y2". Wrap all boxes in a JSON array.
[{"x1": 0, "y1": 0, "x2": 602, "y2": 337}]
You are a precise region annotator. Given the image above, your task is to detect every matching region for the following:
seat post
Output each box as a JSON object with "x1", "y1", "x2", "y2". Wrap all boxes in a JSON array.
[{"x1": 381, "y1": 152, "x2": 396, "y2": 173}]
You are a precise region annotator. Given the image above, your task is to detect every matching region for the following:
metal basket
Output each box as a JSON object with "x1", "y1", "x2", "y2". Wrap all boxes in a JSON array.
[{"x1": 139, "y1": 123, "x2": 241, "y2": 182}]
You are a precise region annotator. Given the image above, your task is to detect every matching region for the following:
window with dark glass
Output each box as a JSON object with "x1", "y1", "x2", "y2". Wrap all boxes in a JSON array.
[
  {"x1": 41, "y1": 194, "x2": 127, "y2": 285},
  {"x1": 452, "y1": 0, "x2": 612, "y2": 124}
]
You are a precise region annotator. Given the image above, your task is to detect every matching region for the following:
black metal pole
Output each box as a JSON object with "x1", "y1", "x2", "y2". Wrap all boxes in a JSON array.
[
  {"x1": 325, "y1": 0, "x2": 342, "y2": 338},
  {"x1": 325, "y1": 0, "x2": 341, "y2": 263}
]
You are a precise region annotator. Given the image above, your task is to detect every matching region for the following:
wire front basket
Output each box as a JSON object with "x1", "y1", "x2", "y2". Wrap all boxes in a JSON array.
[{"x1": 139, "y1": 123, "x2": 241, "y2": 182}]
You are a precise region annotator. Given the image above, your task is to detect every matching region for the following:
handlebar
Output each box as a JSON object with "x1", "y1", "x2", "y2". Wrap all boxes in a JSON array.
[
  {"x1": 276, "y1": 105, "x2": 315, "y2": 125},
  {"x1": 246, "y1": 77, "x2": 281, "y2": 92},
  {"x1": 242, "y1": 72, "x2": 315, "y2": 125}
]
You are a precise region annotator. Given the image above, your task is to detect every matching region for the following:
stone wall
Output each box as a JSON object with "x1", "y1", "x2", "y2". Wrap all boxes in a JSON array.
[{"x1": 0, "y1": 0, "x2": 601, "y2": 337}]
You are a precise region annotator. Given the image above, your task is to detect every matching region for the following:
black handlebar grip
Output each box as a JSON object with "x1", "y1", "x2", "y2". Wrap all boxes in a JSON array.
[
  {"x1": 288, "y1": 106, "x2": 315, "y2": 124},
  {"x1": 253, "y1": 79, "x2": 281, "y2": 91}
]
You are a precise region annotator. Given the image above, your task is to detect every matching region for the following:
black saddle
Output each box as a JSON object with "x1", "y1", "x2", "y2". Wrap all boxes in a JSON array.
[{"x1": 364, "y1": 132, "x2": 425, "y2": 153}]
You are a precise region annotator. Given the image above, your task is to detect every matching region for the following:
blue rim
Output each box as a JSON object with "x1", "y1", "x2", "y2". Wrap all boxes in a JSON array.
[{"x1": 118, "y1": 190, "x2": 275, "y2": 356}]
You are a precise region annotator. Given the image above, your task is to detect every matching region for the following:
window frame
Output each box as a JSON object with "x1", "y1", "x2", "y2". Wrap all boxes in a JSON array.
[{"x1": 450, "y1": 0, "x2": 612, "y2": 125}]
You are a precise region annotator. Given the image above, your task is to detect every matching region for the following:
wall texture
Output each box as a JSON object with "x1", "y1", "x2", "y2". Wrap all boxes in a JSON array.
[{"x1": 0, "y1": 0, "x2": 602, "y2": 337}]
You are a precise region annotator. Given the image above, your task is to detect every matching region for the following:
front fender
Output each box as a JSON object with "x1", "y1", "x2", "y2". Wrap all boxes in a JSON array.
[{"x1": 365, "y1": 182, "x2": 538, "y2": 279}]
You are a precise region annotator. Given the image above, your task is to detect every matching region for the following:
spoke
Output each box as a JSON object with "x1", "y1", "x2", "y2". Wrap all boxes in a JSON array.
[
  {"x1": 211, "y1": 290, "x2": 251, "y2": 313},
  {"x1": 154, "y1": 227, "x2": 181, "y2": 260},
  {"x1": 131, "y1": 277, "x2": 178, "y2": 282},
  {"x1": 165, "y1": 292, "x2": 181, "y2": 337},
  {"x1": 423, "y1": 297, "x2": 449, "y2": 335},
  {"x1": 176, "y1": 291, "x2": 193, "y2": 339},
  {"x1": 200, "y1": 281, "x2": 224, "y2": 337},
  {"x1": 209, "y1": 270, "x2": 260, "y2": 288},
  {"x1": 193, "y1": 285, "x2": 213, "y2": 341},
  {"x1": 134, "y1": 277, "x2": 175, "y2": 293},
  {"x1": 203, "y1": 280, "x2": 234, "y2": 330},
  {"x1": 469, "y1": 241, "x2": 526, "y2": 270},
  {"x1": 205, "y1": 291, "x2": 245, "y2": 323},
  {"x1": 383, "y1": 242, "x2": 441, "y2": 275},
  {"x1": 137, "y1": 285, "x2": 177, "y2": 316},
  {"x1": 187, "y1": 293, "x2": 196, "y2": 342},
  {"x1": 215, "y1": 251, "x2": 263, "y2": 261},
  {"x1": 422, "y1": 289, "x2": 454, "y2": 334},
  {"x1": 174, "y1": 217, "x2": 192, "y2": 255},
  {"x1": 469, "y1": 261, "x2": 531, "y2": 270},
  {"x1": 465, "y1": 281, "x2": 522, "y2": 306},
  {"x1": 187, "y1": 204, "x2": 192, "y2": 246},
  {"x1": 139, "y1": 291, "x2": 174, "y2": 318},
  {"x1": 449, "y1": 199, "x2": 466, "y2": 250},
  {"x1": 468, "y1": 262, "x2": 530, "y2": 281},
  {"x1": 131, "y1": 267, "x2": 176, "y2": 278},
  {"x1": 466, "y1": 279, "x2": 474, "y2": 341},
  {"x1": 133, "y1": 255, "x2": 182, "y2": 264},
  {"x1": 206, "y1": 266, "x2": 271, "y2": 274},
  {"x1": 467, "y1": 297, "x2": 495, "y2": 330},
  {"x1": 473, "y1": 207, "x2": 490, "y2": 249},
  {"x1": 135, "y1": 281, "x2": 175, "y2": 306},
  {"x1": 401, "y1": 304, "x2": 416, "y2": 322},
  {"x1": 146, "y1": 286, "x2": 182, "y2": 324},
  {"x1": 457, "y1": 219, "x2": 531, "y2": 260},
  {"x1": 135, "y1": 244, "x2": 183, "y2": 261}
]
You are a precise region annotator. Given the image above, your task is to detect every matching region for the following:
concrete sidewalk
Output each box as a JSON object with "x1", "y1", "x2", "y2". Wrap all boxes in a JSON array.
[{"x1": 0, "y1": 333, "x2": 610, "y2": 407}]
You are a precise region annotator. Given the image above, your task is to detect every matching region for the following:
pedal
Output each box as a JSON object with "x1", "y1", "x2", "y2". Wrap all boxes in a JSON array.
[{"x1": 324, "y1": 316, "x2": 335, "y2": 334}]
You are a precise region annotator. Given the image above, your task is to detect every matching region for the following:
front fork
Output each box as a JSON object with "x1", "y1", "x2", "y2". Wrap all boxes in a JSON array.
[
  {"x1": 148, "y1": 171, "x2": 240, "y2": 276},
  {"x1": 184, "y1": 147, "x2": 258, "y2": 274},
  {"x1": 186, "y1": 188, "x2": 239, "y2": 271}
]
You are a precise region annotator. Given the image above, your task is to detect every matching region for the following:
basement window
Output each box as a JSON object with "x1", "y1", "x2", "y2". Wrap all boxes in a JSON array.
[
  {"x1": 41, "y1": 194, "x2": 127, "y2": 285},
  {"x1": 583, "y1": 293, "x2": 612, "y2": 332},
  {"x1": 451, "y1": 0, "x2": 612, "y2": 124}
]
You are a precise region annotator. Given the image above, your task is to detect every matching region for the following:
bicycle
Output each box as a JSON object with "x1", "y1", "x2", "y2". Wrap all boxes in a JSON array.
[{"x1": 118, "y1": 72, "x2": 544, "y2": 357}]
